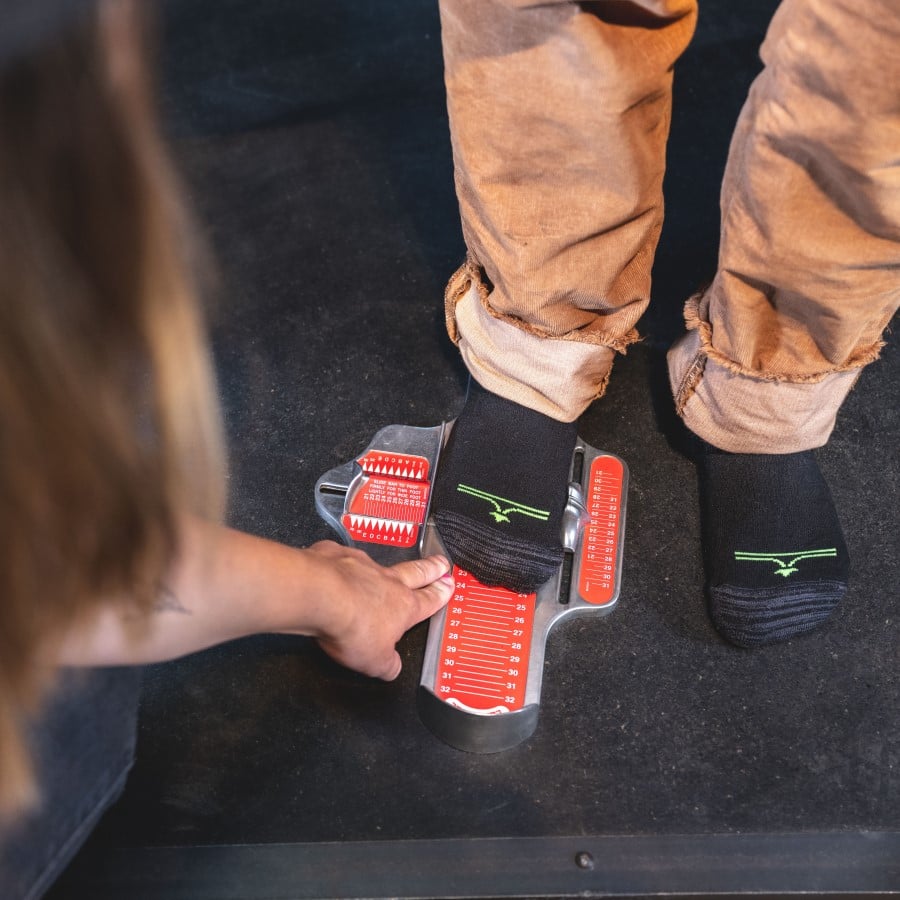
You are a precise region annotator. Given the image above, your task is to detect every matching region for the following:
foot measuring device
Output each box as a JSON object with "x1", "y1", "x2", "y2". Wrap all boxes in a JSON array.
[{"x1": 315, "y1": 424, "x2": 628, "y2": 752}]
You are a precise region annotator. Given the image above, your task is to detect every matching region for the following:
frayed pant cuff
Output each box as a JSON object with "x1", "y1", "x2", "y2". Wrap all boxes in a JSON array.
[
  {"x1": 667, "y1": 328, "x2": 862, "y2": 453},
  {"x1": 447, "y1": 266, "x2": 617, "y2": 423}
]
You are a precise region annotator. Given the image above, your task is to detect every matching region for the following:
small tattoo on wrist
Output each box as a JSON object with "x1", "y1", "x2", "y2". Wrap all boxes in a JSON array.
[{"x1": 154, "y1": 583, "x2": 191, "y2": 615}]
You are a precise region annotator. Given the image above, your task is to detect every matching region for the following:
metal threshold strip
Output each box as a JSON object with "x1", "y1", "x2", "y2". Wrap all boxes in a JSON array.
[{"x1": 54, "y1": 831, "x2": 900, "y2": 899}]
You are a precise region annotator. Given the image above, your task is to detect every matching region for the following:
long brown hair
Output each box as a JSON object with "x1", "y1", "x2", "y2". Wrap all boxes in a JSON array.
[{"x1": 0, "y1": 0, "x2": 225, "y2": 815}]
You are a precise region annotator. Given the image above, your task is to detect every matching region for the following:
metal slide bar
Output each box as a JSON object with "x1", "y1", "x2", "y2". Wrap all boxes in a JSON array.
[{"x1": 53, "y1": 831, "x2": 900, "y2": 899}]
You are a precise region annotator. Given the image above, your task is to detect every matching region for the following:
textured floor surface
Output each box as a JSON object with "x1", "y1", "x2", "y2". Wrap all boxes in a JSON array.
[{"x1": 51, "y1": 0, "x2": 899, "y2": 886}]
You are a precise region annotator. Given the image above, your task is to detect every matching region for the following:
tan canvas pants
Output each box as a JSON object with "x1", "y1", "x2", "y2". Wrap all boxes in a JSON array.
[{"x1": 439, "y1": 0, "x2": 900, "y2": 452}]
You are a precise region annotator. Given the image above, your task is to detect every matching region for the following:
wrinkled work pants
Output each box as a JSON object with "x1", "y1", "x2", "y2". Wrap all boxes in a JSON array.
[{"x1": 439, "y1": 0, "x2": 900, "y2": 452}]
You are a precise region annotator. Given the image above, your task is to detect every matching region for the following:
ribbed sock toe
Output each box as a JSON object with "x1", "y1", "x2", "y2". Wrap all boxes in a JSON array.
[
  {"x1": 431, "y1": 380, "x2": 577, "y2": 593},
  {"x1": 434, "y1": 510, "x2": 564, "y2": 594},
  {"x1": 698, "y1": 444, "x2": 849, "y2": 648},
  {"x1": 709, "y1": 581, "x2": 847, "y2": 648}
]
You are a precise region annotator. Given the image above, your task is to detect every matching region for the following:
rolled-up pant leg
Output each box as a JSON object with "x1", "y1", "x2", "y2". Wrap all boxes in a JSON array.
[
  {"x1": 440, "y1": 0, "x2": 697, "y2": 422},
  {"x1": 669, "y1": 0, "x2": 900, "y2": 453}
]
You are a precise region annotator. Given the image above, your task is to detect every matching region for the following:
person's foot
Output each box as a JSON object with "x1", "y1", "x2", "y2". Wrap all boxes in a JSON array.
[
  {"x1": 431, "y1": 380, "x2": 577, "y2": 593},
  {"x1": 697, "y1": 442, "x2": 849, "y2": 647}
]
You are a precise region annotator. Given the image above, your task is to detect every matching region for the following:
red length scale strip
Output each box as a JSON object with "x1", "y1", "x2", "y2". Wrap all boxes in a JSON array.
[
  {"x1": 578, "y1": 454, "x2": 624, "y2": 606},
  {"x1": 434, "y1": 567, "x2": 536, "y2": 715}
]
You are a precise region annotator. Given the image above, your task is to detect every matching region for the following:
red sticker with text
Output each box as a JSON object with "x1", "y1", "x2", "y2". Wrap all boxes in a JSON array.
[
  {"x1": 356, "y1": 450, "x2": 429, "y2": 482},
  {"x1": 342, "y1": 452, "x2": 430, "y2": 548},
  {"x1": 433, "y1": 567, "x2": 535, "y2": 714},
  {"x1": 578, "y1": 455, "x2": 624, "y2": 605}
]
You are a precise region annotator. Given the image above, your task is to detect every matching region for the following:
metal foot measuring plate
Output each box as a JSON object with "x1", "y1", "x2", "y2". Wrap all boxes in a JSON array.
[{"x1": 315, "y1": 423, "x2": 628, "y2": 753}]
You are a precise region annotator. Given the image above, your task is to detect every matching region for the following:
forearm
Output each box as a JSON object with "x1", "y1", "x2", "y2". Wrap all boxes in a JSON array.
[{"x1": 52, "y1": 517, "x2": 320, "y2": 667}]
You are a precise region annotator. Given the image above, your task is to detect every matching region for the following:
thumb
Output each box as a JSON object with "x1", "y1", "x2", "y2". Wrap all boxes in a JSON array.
[
  {"x1": 379, "y1": 650, "x2": 403, "y2": 682},
  {"x1": 408, "y1": 576, "x2": 454, "y2": 629}
]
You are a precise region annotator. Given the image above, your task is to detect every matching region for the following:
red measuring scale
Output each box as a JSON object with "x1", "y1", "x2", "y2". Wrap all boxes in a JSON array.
[
  {"x1": 434, "y1": 568, "x2": 536, "y2": 715},
  {"x1": 579, "y1": 454, "x2": 624, "y2": 606},
  {"x1": 341, "y1": 450, "x2": 430, "y2": 548}
]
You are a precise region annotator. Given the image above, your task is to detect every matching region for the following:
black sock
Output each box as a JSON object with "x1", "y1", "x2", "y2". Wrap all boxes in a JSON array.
[
  {"x1": 431, "y1": 381, "x2": 577, "y2": 592},
  {"x1": 698, "y1": 443, "x2": 849, "y2": 648}
]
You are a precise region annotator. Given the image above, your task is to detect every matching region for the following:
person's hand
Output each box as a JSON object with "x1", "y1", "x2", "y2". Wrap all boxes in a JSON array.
[
  {"x1": 48, "y1": 520, "x2": 453, "y2": 674},
  {"x1": 291, "y1": 541, "x2": 454, "y2": 681}
]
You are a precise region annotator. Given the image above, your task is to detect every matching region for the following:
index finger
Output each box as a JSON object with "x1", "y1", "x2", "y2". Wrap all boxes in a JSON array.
[{"x1": 390, "y1": 554, "x2": 452, "y2": 590}]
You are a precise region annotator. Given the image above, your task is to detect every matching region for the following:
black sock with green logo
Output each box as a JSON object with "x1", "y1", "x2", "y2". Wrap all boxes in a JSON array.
[
  {"x1": 698, "y1": 443, "x2": 849, "y2": 647},
  {"x1": 431, "y1": 380, "x2": 577, "y2": 593}
]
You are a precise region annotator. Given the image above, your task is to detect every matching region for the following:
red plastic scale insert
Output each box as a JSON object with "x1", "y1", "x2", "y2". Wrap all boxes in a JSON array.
[
  {"x1": 578, "y1": 454, "x2": 625, "y2": 605},
  {"x1": 341, "y1": 450, "x2": 430, "y2": 548},
  {"x1": 434, "y1": 567, "x2": 536, "y2": 715}
]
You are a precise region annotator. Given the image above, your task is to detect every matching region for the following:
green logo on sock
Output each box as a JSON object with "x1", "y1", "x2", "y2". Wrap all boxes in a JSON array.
[
  {"x1": 734, "y1": 548, "x2": 837, "y2": 578},
  {"x1": 456, "y1": 484, "x2": 550, "y2": 525}
]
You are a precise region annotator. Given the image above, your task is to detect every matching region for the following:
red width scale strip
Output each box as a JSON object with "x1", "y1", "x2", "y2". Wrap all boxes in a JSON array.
[
  {"x1": 578, "y1": 455, "x2": 624, "y2": 606},
  {"x1": 341, "y1": 450, "x2": 430, "y2": 549},
  {"x1": 434, "y1": 567, "x2": 536, "y2": 715}
]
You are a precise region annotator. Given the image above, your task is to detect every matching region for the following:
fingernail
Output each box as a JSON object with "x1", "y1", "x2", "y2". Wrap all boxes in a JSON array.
[{"x1": 441, "y1": 571, "x2": 455, "y2": 582}]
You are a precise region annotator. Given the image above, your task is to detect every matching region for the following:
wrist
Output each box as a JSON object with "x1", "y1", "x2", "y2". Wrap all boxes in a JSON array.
[{"x1": 264, "y1": 544, "x2": 351, "y2": 641}]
